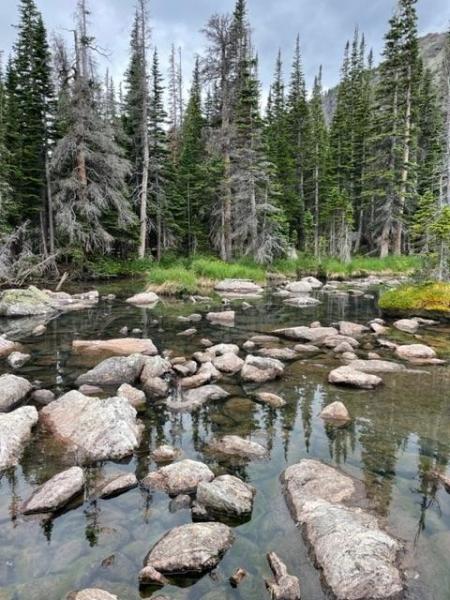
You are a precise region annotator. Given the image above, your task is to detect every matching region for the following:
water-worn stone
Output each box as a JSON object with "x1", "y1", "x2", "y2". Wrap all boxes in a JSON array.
[
  {"x1": 320, "y1": 401, "x2": 351, "y2": 423},
  {"x1": 95, "y1": 472, "x2": 138, "y2": 499},
  {"x1": 126, "y1": 292, "x2": 160, "y2": 305},
  {"x1": 66, "y1": 590, "x2": 118, "y2": 600},
  {"x1": 282, "y1": 459, "x2": 404, "y2": 600},
  {"x1": 256, "y1": 347, "x2": 298, "y2": 361},
  {"x1": 283, "y1": 296, "x2": 321, "y2": 307},
  {"x1": 152, "y1": 445, "x2": 182, "y2": 463},
  {"x1": 177, "y1": 328, "x2": 197, "y2": 337},
  {"x1": 21, "y1": 466, "x2": 85, "y2": 514},
  {"x1": 40, "y1": 391, "x2": 142, "y2": 461},
  {"x1": 206, "y1": 311, "x2": 235, "y2": 324},
  {"x1": 323, "y1": 334, "x2": 359, "y2": 349},
  {"x1": 140, "y1": 522, "x2": 234, "y2": 577},
  {"x1": 138, "y1": 565, "x2": 169, "y2": 585},
  {"x1": 285, "y1": 281, "x2": 313, "y2": 294},
  {"x1": 328, "y1": 366, "x2": 382, "y2": 389},
  {"x1": 348, "y1": 359, "x2": 406, "y2": 373},
  {"x1": 333, "y1": 341, "x2": 355, "y2": 354},
  {"x1": 274, "y1": 326, "x2": 338, "y2": 343},
  {"x1": 395, "y1": 343, "x2": 436, "y2": 361},
  {"x1": 249, "y1": 334, "x2": 280, "y2": 345},
  {"x1": 142, "y1": 459, "x2": 214, "y2": 495},
  {"x1": 370, "y1": 322, "x2": 389, "y2": 335},
  {"x1": 209, "y1": 435, "x2": 267, "y2": 459},
  {"x1": 76, "y1": 354, "x2": 146, "y2": 386},
  {"x1": 173, "y1": 360, "x2": 197, "y2": 377},
  {"x1": 209, "y1": 343, "x2": 240, "y2": 356},
  {"x1": 140, "y1": 355, "x2": 172, "y2": 380},
  {"x1": 393, "y1": 318, "x2": 419, "y2": 334},
  {"x1": 338, "y1": 321, "x2": 368, "y2": 337},
  {"x1": 241, "y1": 355, "x2": 284, "y2": 383},
  {"x1": 117, "y1": 383, "x2": 146, "y2": 410},
  {"x1": 72, "y1": 338, "x2": 158, "y2": 357},
  {"x1": 180, "y1": 362, "x2": 220, "y2": 389},
  {"x1": 0, "y1": 337, "x2": 20, "y2": 357},
  {"x1": 293, "y1": 343, "x2": 321, "y2": 354},
  {"x1": 142, "y1": 376, "x2": 169, "y2": 399},
  {"x1": 167, "y1": 384, "x2": 229, "y2": 412},
  {"x1": 254, "y1": 392, "x2": 286, "y2": 408},
  {"x1": 0, "y1": 406, "x2": 39, "y2": 470},
  {"x1": 215, "y1": 279, "x2": 263, "y2": 298},
  {"x1": 265, "y1": 552, "x2": 301, "y2": 600},
  {"x1": 195, "y1": 474, "x2": 256, "y2": 518},
  {"x1": 31, "y1": 389, "x2": 55, "y2": 406},
  {"x1": 7, "y1": 351, "x2": 31, "y2": 369},
  {"x1": 213, "y1": 352, "x2": 244, "y2": 374},
  {"x1": 0, "y1": 374, "x2": 32, "y2": 412},
  {"x1": 0, "y1": 286, "x2": 98, "y2": 317},
  {"x1": 169, "y1": 494, "x2": 192, "y2": 512},
  {"x1": 302, "y1": 276, "x2": 323, "y2": 289}
]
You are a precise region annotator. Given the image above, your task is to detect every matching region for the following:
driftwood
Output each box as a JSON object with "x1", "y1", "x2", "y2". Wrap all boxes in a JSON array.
[{"x1": 265, "y1": 552, "x2": 301, "y2": 600}]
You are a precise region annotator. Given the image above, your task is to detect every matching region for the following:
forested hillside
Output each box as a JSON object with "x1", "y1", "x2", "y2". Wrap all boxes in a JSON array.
[{"x1": 0, "y1": 0, "x2": 449, "y2": 282}]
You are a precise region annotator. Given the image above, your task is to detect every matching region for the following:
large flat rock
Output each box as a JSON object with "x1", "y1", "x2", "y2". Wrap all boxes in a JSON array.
[
  {"x1": 40, "y1": 391, "x2": 143, "y2": 461},
  {"x1": 0, "y1": 374, "x2": 32, "y2": 412},
  {"x1": 208, "y1": 435, "x2": 267, "y2": 459},
  {"x1": 167, "y1": 385, "x2": 229, "y2": 412},
  {"x1": 72, "y1": 338, "x2": 158, "y2": 357},
  {"x1": 21, "y1": 466, "x2": 85, "y2": 514},
  {"x1": 0, "y1": 406, "x2": 38, "y2": 470},
  {"x1": 0, "y1": 286, "x2": 98, "y2": 317},
  {"x1": 141, "y1": 522, "x2": 234, "y2": 576},
  {"x1": 328, "y1": 366, "x2": 382, "y2": 389},
  {"x1": 66, "y1": 590, "x2": 118, "y2": 600},
  {"x1": 76, "y1": 354, "x2": 146, "y2": 386},
  {"x1": 274, "y1": 326, "x2": 338, "y2": 343}
]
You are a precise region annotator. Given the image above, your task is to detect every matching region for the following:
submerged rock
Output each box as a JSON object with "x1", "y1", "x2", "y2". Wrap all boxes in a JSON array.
[
  {"x1": 21, "y1": 466, "x2": 85, "y2": 514},
  {"x1": 282, "y1": 460, "x2": 404, "y2": 600},
  {"x1": 395, "y1": 343, "x2": 437, "y2": 361},
  {"x1": 209, "y1": 435, "x2": 267, "y2": 459},
  {"x1": 7, "y1": 351, "x2": 31, "y2": 369},
  {"x1": 195, "y1": 474, "x2": 256, "y2": 519},
  {"x1": 241, "y1": 355, "x2": 284, "y2": 383},
  {"x1": 0, "y1": 374, "x2": 32, "y2": 412},
  {"x1": 254, "y1": 392, "x2": 286, "y2": 408},
  {"x1": 140, "y1": 522, "x2": 234, "y2": 577},
  {"x1": 283, "y1": 296, "x2": 321, "y2": 307},
  {"x1": 167, "y1": 384, "x2": 229, "y2": 412},
  {"x1": 95, "y1": 472, "x2": 138, "y2": 499},
  {"x1": 76, "y1": 354, "x2": 146, "y2": 386},
  {"x1": 142, "y1": 459, "x2": 214, "y2": 495},
  {"x1": 126, "y1": 291, "x2": 160, "y2": 305},
  {"x1": 66, "y1": 590, "x2": 118, "y2": 600},
  {"x1": 265, "y1": 552, "x2": 301, "y2": 600},
  {"x1": 206, "y1": 310, "x2": 235, "y2": 325},
  {"x1": 328, "y1": 366, "x2": 382, "y2": 389},
  {"x1": 40, "y1": 391, "x2": 143, "y2": 461},
  {"x1": 152, "y1": 445, "x2": 182, "y2": 463},
  {"x1": 0, "y1": 406, "x2": 38, "y2": 470},
  {"x1": 72, "y1": 338, "x2": 158, "y2": 357},
  {"x1": 319, "y1": 401, "x2": 351, "y2": 424}
]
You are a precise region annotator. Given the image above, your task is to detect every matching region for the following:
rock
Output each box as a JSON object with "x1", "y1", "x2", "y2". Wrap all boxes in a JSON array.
[
  {"x1": 195, "y1": 474, "x2": 256, "y2": 519},
  {"x1": 169, "y1": 494, "x2": 192, "y2": 512},
  {"x1": 142, "y1": 459, "x2": 214, "y2": 495},
  {"x1": 341, "y1": 352, "x2": 358, "y2": 361},
  {"x1": 241, "y1": 301, "x2": 252, "y2": 310},
  {"x1": 125, "y1": 292, "x2": 160, "y2": 305},
  {"x1": 152, "y1": 445, "x2": 182, "y2": 463},
  {"x1": 243, "y1": 340, "x2": 256, "y2": 351},
  {"x1": 215, "y1": 279, "x2": 263, "y2": 298},
  {"x1": 328, "y1": 366, "x2": 382, "y2": 389},
  {"x1": 338, "y1": 321, "x2": 368, "y2": 337},
  {"x1": 40, "y1": 391, "x2": 142, "y2": 461},
  {"x1": 348, "y1": 359, "x2": 406, "y2": 373},
  {"x1": 368, "y1": 352, "x2": 381, "y2": 360},
  {"x1": 320, "y1": 401, "x2": 351, "y2": 423},
  {"x1": 285, "y1": 281, "x2": 313, "y2": 294},
  {"x1": 333, "y1": 341, "x2": 355, "y2": 354},
  {"x1": 301, "y1": 276, "x2": 323, "y2": 289},
  {"x1": 283, "y1": 296, "x2": 321, "y2": 307},
  {"x1": 119, "y1": 326, "x2": 129, "y2": 335},
  {"x1": 66, "y1": 590, "x2": 118, "y2": 600},
  {"x1": 213, "y1": 352, "x2": 244, "y2": 374},
  {"x1": 173, "y1": 360, "x2": 197, "y2": 377},
  {"x1": 274, "y1": 326, "x2": 338, "y2": 343},
  {"x1": 310, "y1": 321, "x2": 321, "y2": 328},
  {"x1": 378, "y1": 338, "x2": 398, "y2": 350},
  {"x1": 78, "y1": 384, "x2": 104, "y2": 396},
  {"x1": 254, "y1": 392, "x2": 286, "y2": 408},
  {"x1": 393, "y1": 318, "x2": 419, "y2": 334},
  {"x1": 117, "y1": 383, "x2": 146, "y2": 410},
  {"x1": 206, "y1": 310, "x2": 235, "y2": 324},
  {"x1": 7, "y1": 351, "x2": 31, "y2": 369},
  {"x1": 293, "y1": 343, "x2": 320, "y2": 354},
  {"x1": 323, "y1": 334, "x2": 359, "y2": 349},
  {"x1": 200, "y1": 338, "x2": 213, "y2": 348},
  {"x1": 32, "y1": 323, "x2": 47, "y2": 336},
  {"x1": 241, "y1": 355, "x2": 284, "y2": 383},
  {"x1": 21, "y1": 466, "x2": 85, "y2": 514},
  {"x1": 76, "y1": 354, "x2": 146, "y2": 387},
  {"x1": 0, "y1": 286, "x2": 98, "y2": 317},
  {"x1": 282, "y1": 460, "x2": 403, "y2": 600},
  {"x1": 95, "y1": 472, "x2": 138, "y2": 499},
  {"x1": 140, "y1": 355, "x2": 172, "y2": 380},
  {"x1": 395, "y1": 343, "x2": 437, "y2": 361},
  {"x1": 209, "y1": 343, "x2": 240, "y2": 356},
  {"x1": 257, "y1": 347, "x2": 298, "y2": 361},
  {"x1": 209, "y1": 435, "x2": 267, "y2": 459},
  {"x1": 370, "y1": 322, "x2": 388, "y2": 335},
  {"x1": 180, "y1": 362, "x2": 221, "y2": 389},
  {"x1": 0, "y1": 337, "x2": 20, "y2": 358},
  {"x1": 31, "y1": 389, "x2": 55, "y2": 406},
  {"x1": 249, "y1": 334, "x2": 281, "y2": 345},
  {"x1": 167, "y1": 384, "x2": 229, "y2": 412},
  {"x1": 230, "y1": 567, "x2": 247, "y2": 587},
  {"x1": 141, "y1": 376, "x2": 169, "y2": 399},
  {"x1": 0, "y1": 406, "x2": 38, "y2": 470},
  {"x1": 265, "y1": 552, "x2": 301, "y2": 600},
  {"x1": 177, "y1": 327, "x2": 197, "y2": 337},
  {"x1": 72, "y1": 338, "x2": 158, "y2": 357},
  {"x1": 138, "y1": 565, "x2": 169, "y2": 586},
  {"x1": 140, "y1": 522, "x2": 234, "y2": 577},
  {"x1": 0, "y1": 374, "x2": 32, "y2": 412}
]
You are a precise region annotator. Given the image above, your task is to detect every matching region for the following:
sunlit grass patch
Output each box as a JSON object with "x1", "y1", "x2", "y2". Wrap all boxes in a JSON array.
[{"x1": 379, "y1": 282, "x2": 450, "y2": 315}]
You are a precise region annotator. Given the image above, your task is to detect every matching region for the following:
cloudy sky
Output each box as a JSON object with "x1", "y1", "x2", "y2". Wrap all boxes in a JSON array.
[{"x1": 1, "y1": 0, "x2": 449, "y2": 94}]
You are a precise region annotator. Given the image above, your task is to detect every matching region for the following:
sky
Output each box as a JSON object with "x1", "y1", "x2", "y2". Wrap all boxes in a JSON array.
[{"x1": 0, "y1": 0, "x2": 449, "y2": 96}]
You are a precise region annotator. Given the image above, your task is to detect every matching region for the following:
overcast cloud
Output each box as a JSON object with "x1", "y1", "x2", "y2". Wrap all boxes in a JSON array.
[{"x1": 1, "y1": 0, "x2": 449, "y2": 95}]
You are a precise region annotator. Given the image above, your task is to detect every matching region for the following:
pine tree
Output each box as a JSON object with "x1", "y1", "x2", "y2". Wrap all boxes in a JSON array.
[
  {"x1": 0, "y1": 55, "x2": 12, "y2": 235},
  {"x1": 51, "y1": 0, "x2": 134, "y2": 256}
]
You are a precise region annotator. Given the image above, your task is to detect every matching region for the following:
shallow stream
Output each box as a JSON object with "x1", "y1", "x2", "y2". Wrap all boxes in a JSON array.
[{"x1": 1, "y1": 280, "x2": 450, "y2": 600}]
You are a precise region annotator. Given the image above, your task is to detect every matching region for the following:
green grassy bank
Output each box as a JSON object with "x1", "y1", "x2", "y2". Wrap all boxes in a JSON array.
[{"x1": 379, "y1": 282, "x2": 450, "y2": 318}]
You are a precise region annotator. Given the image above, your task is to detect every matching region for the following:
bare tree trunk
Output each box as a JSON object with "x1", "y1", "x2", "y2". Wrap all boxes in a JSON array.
[
  {"x1": 138, "y1": 0, "x2": 149, "y2": 259},
  {"x1": 45, "y1": 151, "x2": 55, "y2": 255},
  {"x1": 380, "y1": 221, "x2": 390, "y2": 258},
  {"x1": 394, "y1": 64, "x2": 412, "y2": 255}
]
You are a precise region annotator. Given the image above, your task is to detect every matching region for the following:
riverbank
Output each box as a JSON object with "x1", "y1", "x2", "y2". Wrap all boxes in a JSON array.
[{"x1": 379, "y1": 282, "x2": 450, "y2": 320}]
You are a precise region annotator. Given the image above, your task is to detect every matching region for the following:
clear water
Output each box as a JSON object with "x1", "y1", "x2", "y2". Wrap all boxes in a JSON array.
[{"x1": 1, "y1": 281, "x2": 450, "y2": 600}]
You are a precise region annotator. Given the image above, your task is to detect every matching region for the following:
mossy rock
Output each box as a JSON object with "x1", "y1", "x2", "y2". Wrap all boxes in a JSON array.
[{"x1": 0, "y1": 286, "x2": 56, "y2": 317}]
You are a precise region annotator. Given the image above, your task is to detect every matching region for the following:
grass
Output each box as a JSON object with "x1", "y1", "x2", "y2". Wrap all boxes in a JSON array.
[{"x1": 379, "y1": 282, "x2": 450, "y2": 317}]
